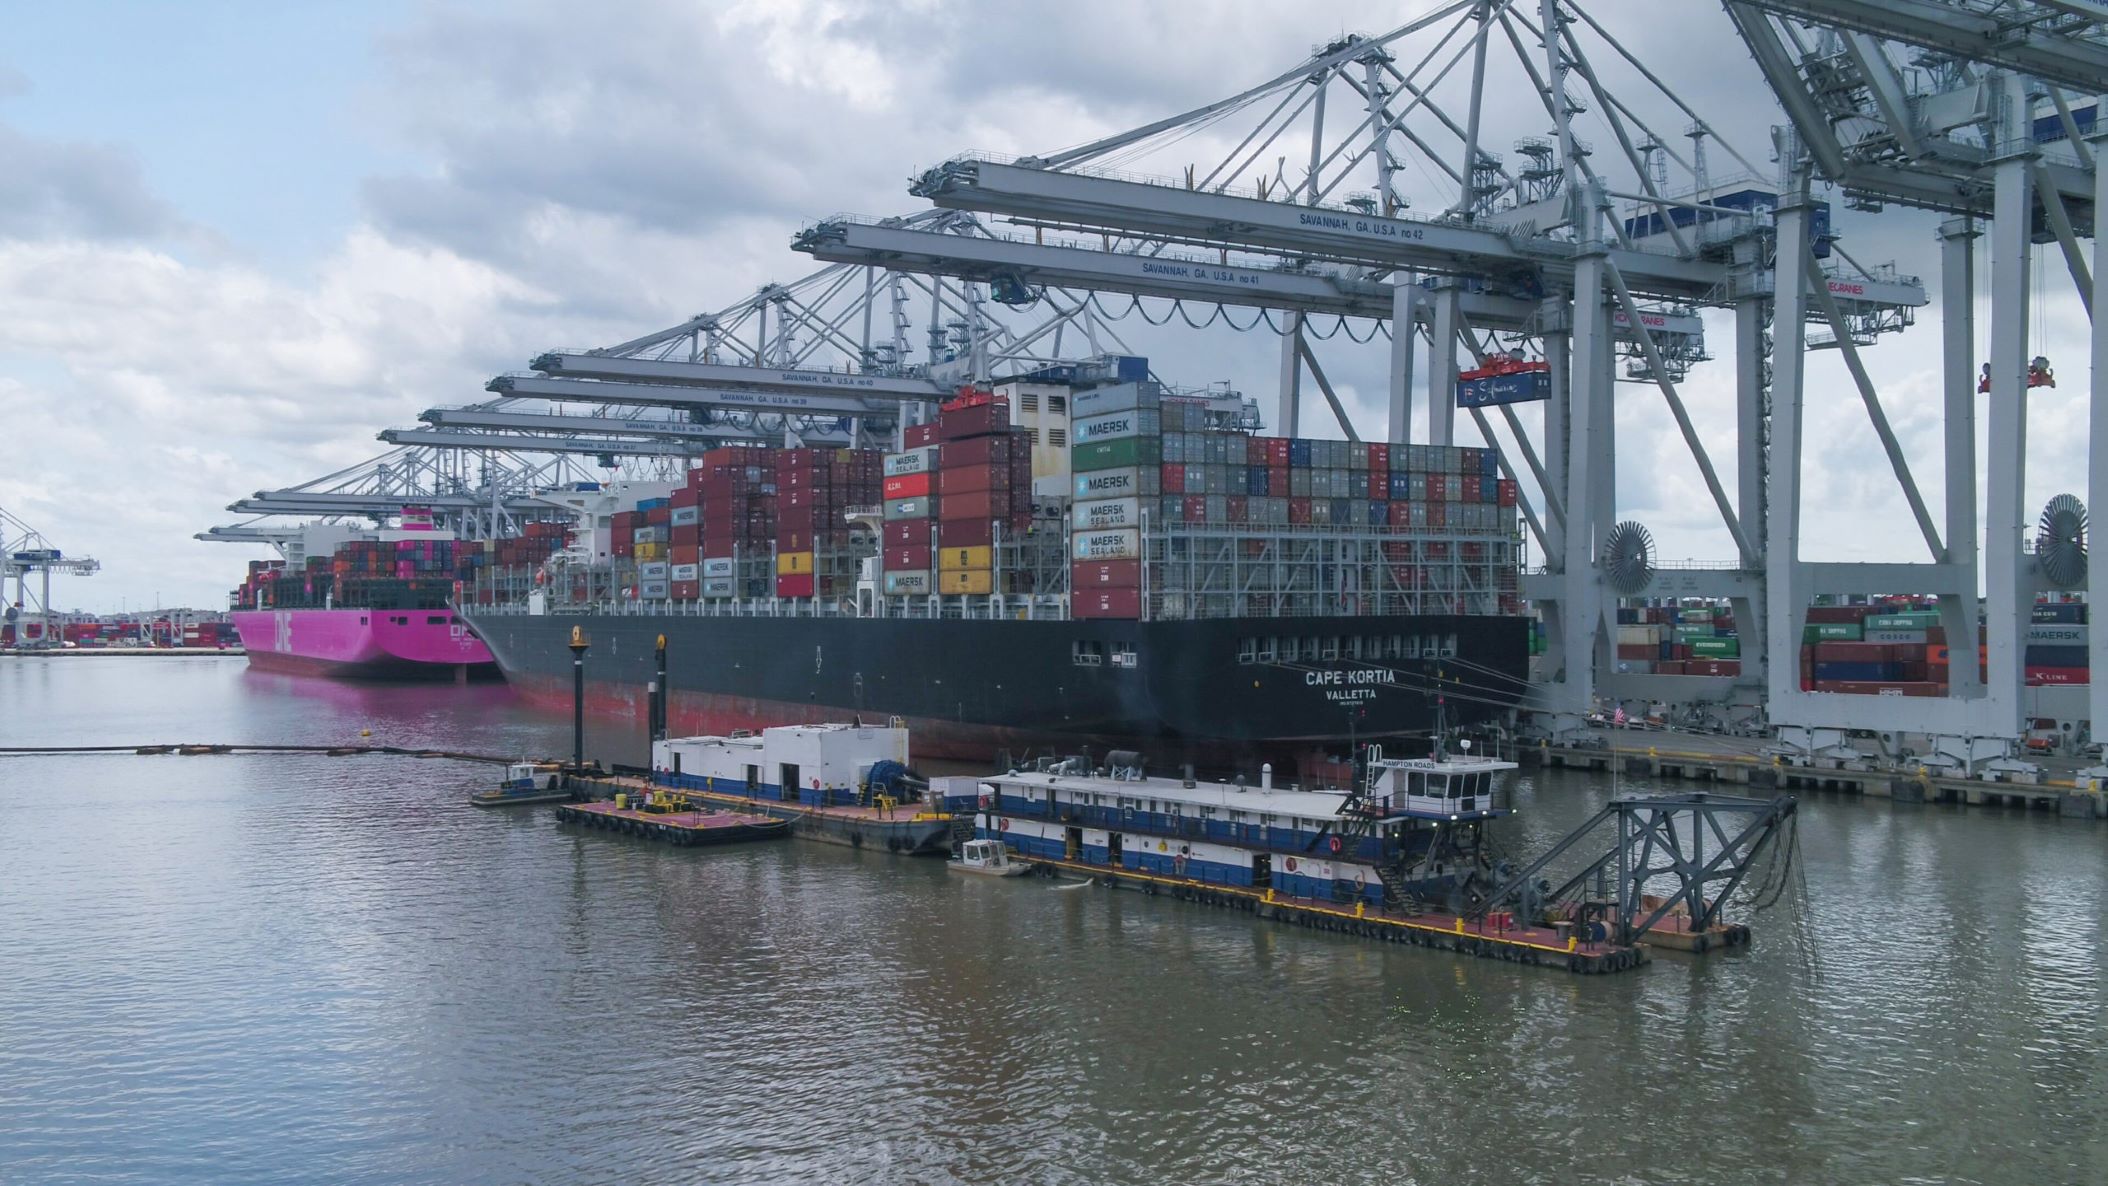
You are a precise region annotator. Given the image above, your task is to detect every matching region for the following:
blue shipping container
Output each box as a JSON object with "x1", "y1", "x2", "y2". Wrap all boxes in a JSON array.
[
  {"x1": 1480, "y1": 476, "x2": 1498, "y2": 502},
  {"x1": 2033, "y1": 602, "x2": 2088, "y2": 624},
  {"x1": 1289, "y1": 439, "x2": 1312, "y2": 467},
  {"x1": 2025, "y1": 645, "x2": 2090, "y2": 668},
  {"x1": 1457, "y1": 370, "x2": 1550, "y2": 408},
  {"x1": 1389, "y1": 472, "x2": 1414, "y2": 499},
  {"x1": 1480, "y1": 451, "x2": 1499, "y2": 476}
]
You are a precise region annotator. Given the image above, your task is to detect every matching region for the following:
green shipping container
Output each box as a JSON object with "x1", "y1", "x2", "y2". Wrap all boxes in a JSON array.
[
  {"x1": 1072, "y1": 436, "x2": 1160, "y2": 472},
  {"x1": 1690, "y1": 637, "x2": 1740, "y2": 658},
  {"x1": 1674, "y1": 625, "x2": 1713, "y2": 642},
  {"x1": 1804, "y1": 622, "x2": 1864, "y2": 642}
]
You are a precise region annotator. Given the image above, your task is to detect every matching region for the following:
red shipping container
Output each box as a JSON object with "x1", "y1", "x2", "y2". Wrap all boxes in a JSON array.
[
  {"x1": 886, "y1": 519, "x2": 933, "y2": 546},
  {"x1": 779, "y1": 529, "x2": 812, "y2": 552},
  {"x1": 1427, "y1": 500, "x2": 1447, "y2": 529},
  {"x1": 883, "y1": 473, "x2": 932, "y2": 500},
  {"x1": 1161, "y1": 463, "x2": 1186, "y2": 494},
  {"x1": 1073, "y1": 588, "x2": 1142, "y2": 618},
  {"x1": 1246, "y1": 437, "x2": 1269, "y2": 466},
  {"x1": 938, "y1": 403, "x2": 1010, "y2": 439},
  {"x1": 672, "y1": 524, "x2": 701, "y2": 547},
  {"x1": 1225, "y1": 496, "x2": 1247, "y2": 523},
  {"x1": 939, "y1": 465, "x2": 1013, "y2": 495},
  {"x1": 904, "y1": 423, "x2": 939, "y2": 449},
  {"x1": 1269, "y1": 465, "x2": 1289, "y2": 496},
  {"x1": 939, "y1": 490, "x2": 1000, "y2": 521},
  {"x1": 886, "y1": 545, "x2": 933, "y2": 570},
  {"x1": 776, "y1": 574, "x2": 816, "y2": 598},
  {"x1": 1497, "y1": 479, "x2": 1518, "y2": 507},
  {"x1": 671, "y1": 581, "x2": 700, "y2": 600},
  {"x1": 1657, "y1": 661, "x2": 1687, "y2": 675},
  {"x1": 671, "y1": 488, "x2": 702, "y2": 508},
  {"x1": 1424, "y1": 474, "x2": 1445, "y2": 501},
  {"x1": 1074, "y1": 559, "x2": 1141, "y2": 587},
  {"x1": 1288, "y1": 498, "x2": 1312, "y2": 524},
  {"x1": 940, "y1": 435, "x2": 1016, "y2": 466},
  {"x1": 1265, "y1": 437, "x2": 1290, "y2": 466},
  {"x1": 646, "y1": 506, "x2": 672, "y2": 525},
  {"x1": 670, "y1": 545, "x2": 700, "y2": 566},
  {"x1": 1616, "y1": 644, "x2": 1655, "y2": 660},
  {"x1": 2027, "y1": 667, "x2": 2089, "y2": 685},
  {"x1": 938, "y1": 518, "x2": 995, "y2": 547}
]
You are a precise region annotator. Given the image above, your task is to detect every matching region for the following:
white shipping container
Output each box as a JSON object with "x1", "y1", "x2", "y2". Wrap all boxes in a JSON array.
[
  {"x1": 702, "y1": 557, "x2": 735, "y2": 578},
  {"x1": 1616, "y1": 624, "x2": 1660, "y2": 645},
  {"x1": 1072, "y1": 409, "x2": 1161, "y2": 444},
  {"x1": 883, "y1": 496, "x2": 937, "y2": 521},
  {"x1": 1073, "y1": 466, "x2": 1158, "y2": 501},
  {"x1": 671, "y1": 506, "x2": 700, "y2": 527},
  {"x1": 671, "y1": 563, "x2": 700, "y2": 582},
  {"x1": 638, "y1": 562, "x2": 671, "y2": 581},
  {"x1": 2027, "y1": 623, "x2": 2089, "y2": 646},
  {"x1": 883, "y1": 570, "x2": 935, "y2": 595},
  {"x1": 1072, "y1": 497, "x2": 1142, "y2": 531},
  {"x1": 1069, "y1": 381, "x2": 1157, "y2": 418},
  {"x1": 639, "y1": 581, "x2": 670, "y2": 599},
  {"x1": 701, "y1": 577, "x2": 736, "y2": 597},
  {"x1": 883, "y1": 446, "x2": 940, "y2": 477},
  {"x1": 1072, "y1": 528, "x2": 1142, "y2": 561}
]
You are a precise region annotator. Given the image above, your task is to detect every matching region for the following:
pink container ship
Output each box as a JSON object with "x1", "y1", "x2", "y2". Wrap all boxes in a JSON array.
[
  {"x1": 231, "y1": 607, "x2": 496, "y2": 680},
  {"x1": 225, "y1": 523, "x2": 556, "y2": 681}
]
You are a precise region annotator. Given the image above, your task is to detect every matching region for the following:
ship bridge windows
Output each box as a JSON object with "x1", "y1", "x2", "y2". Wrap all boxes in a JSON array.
[
  {"x1": 1110, "y1": 643, "x2": 1137, "y2": 669},
  {"x1": 1072, "y1": 640, "x2": 1104, "y2": 666}
]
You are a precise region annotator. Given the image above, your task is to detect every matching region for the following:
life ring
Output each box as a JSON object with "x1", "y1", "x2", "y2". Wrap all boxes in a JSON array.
[
  {"x1": 1285, "y1": 857, "x2": 1298, "y2": 873},
  {"x1": 1328, "y1": 835, "x2": 1343, "y2": 854},
  {"x1": 997, "y1": 818, "x2": 1010, "y2": 832}
]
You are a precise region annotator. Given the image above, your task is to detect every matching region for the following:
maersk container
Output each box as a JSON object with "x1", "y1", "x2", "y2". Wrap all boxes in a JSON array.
[
  {"x1": 638, "y1": 561, "x2": 671, "y2": 581},
  {"x1": 1073, "y1": 466, "x2": 1159, "y2": 501},
  {"x1": 1072, "y1": 436, "x2": 1160, "y2": 472},
  {"x1": 1072, "y1": 528, "x2": 1142, "y2": 562},
  {"x1": 2032, "y1": 602, "x2": 2087, "y2": 624},
  {"x1": 1073, "y1": 497, "x2": 1142, "y2": 531},
  {"x1": 2026, "y1": 623, "x2": 2088, "y2": 646},
  {"x1": 882, "y1": 570, "x2": 934, "y2": 596},
  {"x1": 1073, "y1": 409, "x2": 1161, "y2": 444},
  {"x1": 639, "y1": 580, "x2": 670, "y2": 600},
  {"x1": 883, "y1": 446, "x2": 939, "y2": 477},
  {"x1": 671, "y1": 563, "x2": 700, "y2": 582},
  {"x1": 702, "y1": 557, "x2": 735, "y2": 578}
]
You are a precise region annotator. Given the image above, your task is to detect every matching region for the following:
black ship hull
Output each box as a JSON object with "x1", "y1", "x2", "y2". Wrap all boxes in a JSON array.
[{"x1": 463, "y1": 611, "x2": 1528, "y2": 770}]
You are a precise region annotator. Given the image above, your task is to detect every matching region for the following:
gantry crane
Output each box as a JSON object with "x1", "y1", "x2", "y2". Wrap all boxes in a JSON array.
[{"x1": 2, "y1": 506, "x2": 99, "y2": 649}]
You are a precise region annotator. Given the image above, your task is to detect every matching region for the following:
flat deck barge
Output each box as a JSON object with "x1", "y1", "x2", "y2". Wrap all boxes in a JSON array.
[{"x1": 555, "y1": 797, "x2": 789, "y2": 846}]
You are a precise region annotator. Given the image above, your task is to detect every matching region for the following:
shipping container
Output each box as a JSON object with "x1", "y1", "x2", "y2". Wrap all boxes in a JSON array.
[
  {"x1": 1073, "y1": 587, "x2": 1142, "y2": 618},
  {"x1": 1072, "y1": 436, "x2": 1161, "y2": 472},
  {"x1": 882, "y1": 570, "x2": 934, "y2": 596},
  {"x1": 1073, "y1": 466, "x2": 1159, "y2": 501},
  {"x1": 939, "y1": 569, "x2": 994, "y2": 595},
  {"x1": 1073, "y1": 497, "x2": 1143, "y2": 531},
  {"x1": 1073, "y1": 559, "x2": 1141, "y2": 587},
  {"x1": 939, "y1": 546, "x2": 993, "y2": 572},
  {"x1": 1072, "y1": 528, "x2": 1143, "y2": 562}
]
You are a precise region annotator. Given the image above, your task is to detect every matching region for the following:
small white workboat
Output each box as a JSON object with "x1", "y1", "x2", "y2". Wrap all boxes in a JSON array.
[
  {"x1": 471, "y1": 761, "x2": 570, "y2": 807},
  {"x1": 948, "y1": 838, "x2": 1031, "y2": 877}
]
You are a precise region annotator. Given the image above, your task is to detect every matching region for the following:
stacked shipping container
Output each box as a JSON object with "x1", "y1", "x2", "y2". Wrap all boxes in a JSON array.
[
  {"x1": 774, "y1": 447, "x2": 883, "y2": 599},
  {"x1": 882, "y1": 391, "x2": 1033, "y2": 597}
]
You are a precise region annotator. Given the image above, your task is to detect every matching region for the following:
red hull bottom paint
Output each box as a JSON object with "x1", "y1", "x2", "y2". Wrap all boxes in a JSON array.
[{"x1": 507, "y1": 673, "x2": 1298, "y2": 770}]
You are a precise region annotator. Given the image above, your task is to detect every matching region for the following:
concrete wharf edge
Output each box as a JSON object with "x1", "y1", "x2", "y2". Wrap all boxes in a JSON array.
[{"x1": 1532, "y1": 741, "x2": 2108, "y2": 819}]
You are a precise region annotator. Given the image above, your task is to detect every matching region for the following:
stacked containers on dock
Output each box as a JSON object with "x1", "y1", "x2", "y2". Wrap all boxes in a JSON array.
[
  {"x1": 774, "y1": 447, "x2": 882, "y2": 599},
  {"x1": 932, "y1": 390, "x2": 1033, "y2": 596}
]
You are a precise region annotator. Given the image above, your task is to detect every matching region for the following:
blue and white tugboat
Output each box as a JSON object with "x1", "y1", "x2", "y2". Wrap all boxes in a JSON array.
[{"x1": 471, "y1": 761, "x2": 569, "y2": 807}]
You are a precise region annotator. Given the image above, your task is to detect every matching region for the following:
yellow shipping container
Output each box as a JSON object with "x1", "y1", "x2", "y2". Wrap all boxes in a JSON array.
[
  {"x1": 776, "y1": 550, "x2": 813, "y2": 575},
  {"x1": 940, "y1": 569, "x2": 993, "y2": 595},
  {"x1": 633, "y1": 542, "x2": 663, "y2": 560},
  {"x1": 938, "y1": 545, "x2": 993, "y2": 572}
]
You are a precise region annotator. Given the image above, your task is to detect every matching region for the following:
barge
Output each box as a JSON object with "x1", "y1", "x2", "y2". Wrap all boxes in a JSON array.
[
  {"x1": 555, "y1": 795, "x2": 789, "y2": 847},
  {"x1": 940, "y1": 747, "x2": 1651, "y2": 973},
  {"x1": 648, "y1": 723, "x2": 955, "y2": 854}
]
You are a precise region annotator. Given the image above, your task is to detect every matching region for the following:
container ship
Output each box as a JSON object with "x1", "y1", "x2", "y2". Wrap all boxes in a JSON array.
[
  {"x1": 228, "y1": 522, "x2": 566, "y2": 680},
  {"x1": 462, "y1": 358, "x2": 1530, "y2": 772}
]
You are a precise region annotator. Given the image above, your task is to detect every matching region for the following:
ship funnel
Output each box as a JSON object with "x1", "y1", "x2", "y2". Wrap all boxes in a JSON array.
[{"x1": 1260, "y1": 763, "x2": 1273, "y2": 791}]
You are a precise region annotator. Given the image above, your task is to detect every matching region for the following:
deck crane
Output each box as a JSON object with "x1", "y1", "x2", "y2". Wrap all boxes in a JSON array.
[
  {"x1": 1718, "y1": 0, "x2": 2106, "y2": 771},
  {"x1": 2, "y1": 506, "x2": 99, "y2": 649},
  {"x1": 874, "y1": 3, "x2": 1932, "y2": 746}
]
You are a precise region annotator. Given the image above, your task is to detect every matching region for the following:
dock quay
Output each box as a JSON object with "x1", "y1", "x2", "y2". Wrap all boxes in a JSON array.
[
  {"x1": 573, "y1": 773, "x2": 956, "y2": 855},
  {"x1": 1531, "y1": 736, "x2": 2108, "y2": 820},
  {"x1": 1034, "y1": 856, "x2": 1652, "y2": 974},
  {"x1": 554, "y1": 797, "x2": 789, "y2": 846}
]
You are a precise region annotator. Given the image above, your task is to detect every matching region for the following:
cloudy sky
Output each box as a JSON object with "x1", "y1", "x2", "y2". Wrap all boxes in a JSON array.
[{"x1": 0, "y1": 0, "x2": 2092, "y2": 613}]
